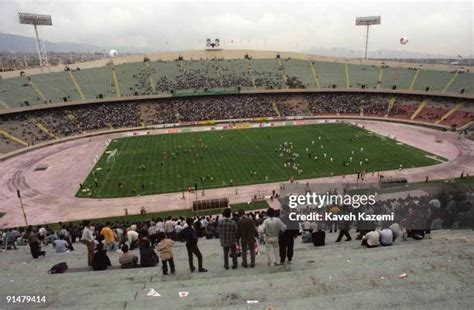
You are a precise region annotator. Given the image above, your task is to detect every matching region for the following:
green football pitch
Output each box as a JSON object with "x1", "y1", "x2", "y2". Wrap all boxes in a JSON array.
[{"x1": 77, "y1": 123, "x2": 442, "y2": 198}]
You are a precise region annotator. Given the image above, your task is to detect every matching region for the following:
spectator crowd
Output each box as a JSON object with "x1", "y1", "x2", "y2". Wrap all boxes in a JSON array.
[{"x1": 2, "y1": 187, "x2": 472, "y2": 274}]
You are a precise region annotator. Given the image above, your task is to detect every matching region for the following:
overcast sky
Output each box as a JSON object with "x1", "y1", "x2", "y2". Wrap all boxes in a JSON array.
[{"x1": 1, "y1": 0, "x2": 472, "y2": 56}]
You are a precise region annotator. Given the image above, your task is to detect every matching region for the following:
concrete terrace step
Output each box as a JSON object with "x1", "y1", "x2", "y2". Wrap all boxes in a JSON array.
[{"x1": 0, "y1": 230, "x2": 473, "y2": 309}]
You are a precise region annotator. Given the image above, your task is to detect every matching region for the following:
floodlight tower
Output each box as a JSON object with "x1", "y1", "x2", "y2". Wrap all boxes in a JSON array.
[
  {"x1": 355, "y1": 16, "x2": 381, "y2": 59},
  {"x1": 19, "y1": 12, "x2": 52, "y2": 67}
]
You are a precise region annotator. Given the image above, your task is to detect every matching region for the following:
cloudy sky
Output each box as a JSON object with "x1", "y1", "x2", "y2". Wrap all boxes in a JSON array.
[{"x1": 1, "y1": 0, "x2": 472, "y2": 57}]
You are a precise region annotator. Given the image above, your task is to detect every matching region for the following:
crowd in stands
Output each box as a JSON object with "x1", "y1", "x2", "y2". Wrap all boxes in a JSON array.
[
  {"x1": 305, "y1": 93, "x2": 390, "y2": 115},
  {"x1": 2, "y1": 187, "x2": 472, "y2": 273},
  {"x1": 9, "y1": 103, "x2": 142, "y2": 138},
  {"x1": 0, "y1": 113, "x2": 50, "y2": 145},
  {"x1": 157, "y1": 95, "x2": 277, "y2": 122}
]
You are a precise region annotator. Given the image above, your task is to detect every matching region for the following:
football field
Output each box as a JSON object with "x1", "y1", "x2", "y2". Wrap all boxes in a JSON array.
[{"x1": 77, "y1": 123, "x2": 441, "y2": 198}]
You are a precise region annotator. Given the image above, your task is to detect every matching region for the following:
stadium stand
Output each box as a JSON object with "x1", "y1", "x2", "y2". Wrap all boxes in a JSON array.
[
  {"x1": 114, "y1": 62, "x2": 147, "y2": 97},
  {"x1": 0, "y1": 112, "x2": 51, "y2": 146},
  {"x1": 380, "y1": 67, "x2": 417, "y2": 90},
  {"x1": 306, "y1": 93, "x2": 390, "y2": 116},
  {"x1": 439, "y1": 104, "x2": 474, "y2": 127},
  {"x1": 250, "y1": 59, "x2": 284, "y2": 89},
  {"x1": 0, "y1": 77, "x2": 43, "y2": 108},
  {"x1": 314, "y1": 61, "x2": 346, "y2": 89},
  {"x1": 150, "y1": 60, "x2": 186, "y2": 93},
  {"x1": 73, "y1": 66, "x2": 116, "y2": 100},
  {"x1": 281, "y1": 59, "x2": 317, "y2": 89},
  {"x1": 447, "y1": 71, "x2": 474, "y2": 94},
  {"x1": 1, "y1": 58, "x2": 473, "y2": 111},
  {"x1": 414, "y1": 97, "x2": 464, "y2": 123},
  {"x1": 218, "y1": 59, "x2": 254, "y2": 89},
  {"x1": 412, "y1": 69, "x2": 455, "y2": 92},
  {"x1": 389, "y1": 96, "x2": 420, "y2": 120},
  {"x1": 349, "y1": 64, "x2": 381, "y2": 89},
  {"x1": 30, "y1": 71, "x2": 81, "y2": 103}
]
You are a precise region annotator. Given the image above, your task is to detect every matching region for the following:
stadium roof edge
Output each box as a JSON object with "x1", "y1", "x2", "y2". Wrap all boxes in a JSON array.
[{"x1": 0, "y1": 49, "x2": 470, "y2": 80}]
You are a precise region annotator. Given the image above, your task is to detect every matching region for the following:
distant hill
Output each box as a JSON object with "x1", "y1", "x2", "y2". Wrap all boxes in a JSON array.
[
  {"x1": 0, "y1": 32, "x2": 154, "y2": 54},
  {"x1": 0, "y1": 33, "x2": 103, "y2": 53}
]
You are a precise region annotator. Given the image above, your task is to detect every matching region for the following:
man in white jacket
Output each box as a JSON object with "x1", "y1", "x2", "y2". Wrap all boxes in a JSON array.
[{"x1": 262, "y1": 208, "x2": 286, "y2": 266}]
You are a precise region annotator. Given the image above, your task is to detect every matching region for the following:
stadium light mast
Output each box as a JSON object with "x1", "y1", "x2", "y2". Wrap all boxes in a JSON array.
[
  {"x1": 355, "y1": 16, "x2": 381, "y2": 59},
  {"x1": 19, "y1": 12, "x2": 52, "y2": 67}
]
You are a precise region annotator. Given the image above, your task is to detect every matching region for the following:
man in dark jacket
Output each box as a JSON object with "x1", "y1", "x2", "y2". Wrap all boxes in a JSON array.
[
  {"x1": 336, "y1": 219, "x2": 352, "y2": 242},
  {"x1": 139, "y1": 238, "x2": 159, "y2": 267},
  {"x1": 92, "y1": 243, "x2": 111, "y2": 271},
  {"x1": 238, "y1": 210, "x2": 257, "y2": 268},
  {"x1": 181, "y1": 218, "x2": 207, "y2": 272},
  {"x1": 279, "y1": 229, "x2": 298, "y2": 264},
  {"x1": 217, "y1": 208, "x2": 238, "y2": 270}
]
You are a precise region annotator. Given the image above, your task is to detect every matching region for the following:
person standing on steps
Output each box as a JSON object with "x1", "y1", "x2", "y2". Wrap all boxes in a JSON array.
[
  {"x1": 217, "y1": 208, "x2": 239, "y2": 270},
  {"x1": 181, "y1": 218, "x2": 208, "y2": 273},
  {"x1": 262, "y1": 208, "x2": 286, "y2": 266},
  {"x1": 81, "y1": 220, "x2": 95, "y2": 267},
  {"x1": 238, "y1": 209, "x2": 258, "y2": 268}
]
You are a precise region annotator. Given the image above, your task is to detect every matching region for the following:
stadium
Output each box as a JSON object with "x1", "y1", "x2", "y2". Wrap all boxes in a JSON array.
[
  {"x1": 1, "y1": 49, "x2": 473, "y2": 224},
  {"x1": 1, "y1": 2, "x2": 474, "y2": 309}
]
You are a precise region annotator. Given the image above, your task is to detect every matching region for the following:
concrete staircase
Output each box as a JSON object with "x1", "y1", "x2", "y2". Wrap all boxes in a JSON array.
[{"x1": 0, "y1": 230, "x2": 473, "y2": 309}]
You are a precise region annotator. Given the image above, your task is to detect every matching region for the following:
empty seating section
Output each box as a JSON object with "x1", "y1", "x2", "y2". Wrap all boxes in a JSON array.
[
  {"x1": 380, "y1": 67, "x2": 416, "y2": 90},
  {"x1": 282, "y1": 59, "x2": 316, "y2": 89},
  {"x1": 315, "y1": 61, "x2": 346, "y2": 88},
  {"x1": 349, "y1": 64, "x2": 380, "y2": 89},
  {"x1": 250, "y1": 59, "x2": 283, "y2": 89},
  {"x1": 30, "y1": 72, "x2": 81, "y2": 103},
  {"x1": 447, "y1": 72, "x2": 474, "y2": 94},
  {"x1": 441, "y1": 105, "x2": 474, "y2": 126},
  {"x1": 415, "y1": 99, "x2": 453, "y2": 123},
  {"x1": 389, "y1": 96, "x2": 421, "y2": 119},
  {"x1": 412, "y1": 70, "x2": 454, "y2": 92},
  {"x1": 114, "y1": 62, "x2": 147, "y2": 97},
  {"x1": 0, "y1": 77, "x2": 43, "y2": 108},
  {"x1": 73, "y1": 67, "x2": 115, "y2": 99}
]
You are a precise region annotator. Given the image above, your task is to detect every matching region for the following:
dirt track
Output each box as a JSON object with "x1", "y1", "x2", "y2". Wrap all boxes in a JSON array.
[{"x1": 1, "y1": 119, "x2": 473, "y2": 228}]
